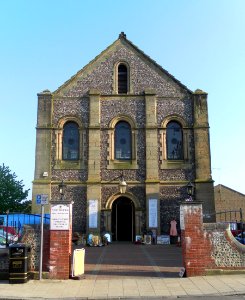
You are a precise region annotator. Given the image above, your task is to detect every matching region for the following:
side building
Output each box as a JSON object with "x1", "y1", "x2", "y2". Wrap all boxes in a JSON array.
[
  {"x1": 214, "y1": 184, "x2": 245, "y2": 223},
  {"x1": 32, "y1": 32, "x2": 215, "y2": 241}
]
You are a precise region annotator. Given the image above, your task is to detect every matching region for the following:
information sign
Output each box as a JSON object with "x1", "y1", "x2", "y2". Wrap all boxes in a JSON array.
[
  {"x1": 180, "y1": 206, "x2": 185, "y2": 230},
  {"x1": 36, "y1": 194, "x2": 49, "y2": 205},
  {"x1": 148, "y1": 199, "x2": 158, "y2": 228},
  {"x1": 50, "y1": 204, "x2": 70, "y2": 230},
  {"x1": 89, "y1": 200, "x2": 98, "y2": 228}
]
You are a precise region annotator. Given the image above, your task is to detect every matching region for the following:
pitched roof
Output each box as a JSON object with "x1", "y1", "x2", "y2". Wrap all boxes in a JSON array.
[
  {"x1": 54, "y1": 32, "x2": 192, "y2": 95},
  {"x1": 214, "y1": 184, "x2": 245, "y2": 197}
]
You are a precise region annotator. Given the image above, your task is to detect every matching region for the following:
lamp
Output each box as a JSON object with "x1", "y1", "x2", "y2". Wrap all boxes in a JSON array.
[
  {"x1": 119, "y1": 174, "x2": 127, "y2": 194},
  {"x1": 186, "y1": 181, "x2": 194, "y2": 201},
  {"x1": 58, "y1": 180, "x2": 66, "y2": 200}
]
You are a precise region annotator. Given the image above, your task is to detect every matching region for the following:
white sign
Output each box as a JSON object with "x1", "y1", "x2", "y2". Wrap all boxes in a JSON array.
[
  {"x1": 50, "y1": 204, "x2": 70, "y2": 230},
  {"x1": 89, "y1": 200, "x2": 98, "y2": 228},
  {"x1": 149, "y1": 199, "x2": 158, "y2": 228},
  {"x1": 180, "y1": 206, "x2": 185, "y2": 230},
  {"x1": 36, "y1": 194, "x2": 49, "y2": 205}
]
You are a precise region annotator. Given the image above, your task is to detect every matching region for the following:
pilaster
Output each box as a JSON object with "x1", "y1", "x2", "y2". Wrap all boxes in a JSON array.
[
  {"x1": 144, "y1": 89, "x2": 159, "y2": 180},
  {"x1": 87, "y1": 89, "x2": 101, "y2": 232},
  {"x1": 193, "y1": 90, "x2": 212, "y2": 181},
  {"x1": 32, "y1": 90, "x2": 52, "y2": 213}
]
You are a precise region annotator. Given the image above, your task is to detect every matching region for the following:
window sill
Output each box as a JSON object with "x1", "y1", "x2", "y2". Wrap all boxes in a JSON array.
[
  {"x1": 160, "y1": 160, "x2": 192, "y2": 170},
  {"x1": 107, "y1": 159, "x2": 138, "y2": 170},
  {"x1": 54, "y1": 160, "x2": 85, "y2": 170}
]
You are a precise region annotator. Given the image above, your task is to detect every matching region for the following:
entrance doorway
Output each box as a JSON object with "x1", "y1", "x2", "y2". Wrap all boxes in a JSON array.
[{"x1": 112, "y1": 197, "x2": 135, "y2": 241}]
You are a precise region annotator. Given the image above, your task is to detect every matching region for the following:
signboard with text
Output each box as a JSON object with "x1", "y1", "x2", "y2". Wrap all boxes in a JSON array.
[
  {"x1": 180, "y1": 206, "x2": 185, "y2": 230},
  {"x1": 89, "y1": 200, "x2": 98, "y2": 228},
  {"x1": 50, "y1": 204, "x2": 70, "y2": 230},
  {"x1": 148, "y1": 199, "x2": 158, "y2": 228},
  {"x1": 36, "y1": 194, "x2": 49, "y2": 205}
]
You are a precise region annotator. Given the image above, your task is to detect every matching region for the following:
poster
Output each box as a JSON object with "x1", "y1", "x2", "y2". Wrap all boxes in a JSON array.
[
  {"x1": 157, "y1": 235, "x2": 170, "y2": 245},
  {"x1": 89, "y1": 200, "x2": 98, "y2": 228},
  {"x1": 50, "y1": 204, "x2": 70, "y2": 230},
  {"x1": 149, "y1": 199, "x2": 158, "y2": 228},
  {"x1": 180, "y1": 206, "x2": 185, "y2": 230}
]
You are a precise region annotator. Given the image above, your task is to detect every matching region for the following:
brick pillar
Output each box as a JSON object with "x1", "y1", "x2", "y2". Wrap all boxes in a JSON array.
[
  {"x1": 49, "y1": 201, "x2": 73, "y2": 279},
  {"x1": 180, "y1": 201, "x2": 213, "y2": 276}
]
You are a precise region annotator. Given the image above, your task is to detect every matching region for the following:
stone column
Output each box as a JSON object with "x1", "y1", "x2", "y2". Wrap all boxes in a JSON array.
[
  {"x1": 87, "y1": 89, "x2": 101, "y2": 233},
  {"x1": 144, "y1": 89, "x2": 160, "y2": 233}
]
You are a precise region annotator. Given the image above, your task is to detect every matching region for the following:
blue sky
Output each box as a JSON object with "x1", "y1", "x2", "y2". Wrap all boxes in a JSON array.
[{"x1": 0, "y1": 0, "x2": 244, "y2": 198}]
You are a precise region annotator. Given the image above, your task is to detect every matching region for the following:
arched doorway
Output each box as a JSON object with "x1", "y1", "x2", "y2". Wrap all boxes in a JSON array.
[{"x1": 112, "y1": 197, "x2": 135, "y2": 241}]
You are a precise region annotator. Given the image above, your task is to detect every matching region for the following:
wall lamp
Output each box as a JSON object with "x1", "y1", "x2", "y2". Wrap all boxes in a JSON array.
[
  {"x1": 58, "y1": 180, "x2": 66, "y2": 201},
  {"x1": 186, "y1": 181, "x2": 195, "y2": 201},
  {"x1": 119, "y1": 174, "x2": 127, "y2": 194}
]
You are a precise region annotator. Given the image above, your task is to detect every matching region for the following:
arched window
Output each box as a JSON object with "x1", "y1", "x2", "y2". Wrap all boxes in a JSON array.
[
  {"x1": 166, "y1": 121, "x2": 183, "y2": 160},
  {"x1": 62, "y1": 122, "x2": 79, "y2": 160},
  {"x1": 115, "y1": 121, "x2": 131, "y2": 160},
  {"x1": 118, "y1": 64, "x2": 128, "y2": 94}
]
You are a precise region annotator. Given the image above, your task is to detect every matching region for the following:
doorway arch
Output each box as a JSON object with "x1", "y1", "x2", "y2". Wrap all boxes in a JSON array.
[{"x1": 111, "y1": 197, "x2": 135, "y2": 242}]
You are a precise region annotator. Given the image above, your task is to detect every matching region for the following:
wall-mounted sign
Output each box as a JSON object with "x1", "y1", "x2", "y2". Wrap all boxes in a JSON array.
[
  {"x1": 149, "y1": 199, "x2": 158, "y2": 228},
  {"x1": 180, "y1": 206, "x2": 185, "y2": 230},
  {"x1": 36, "y1": 194, "x2": 49, "y2": 205},
  {"x1": 89, "y1": 200, "x2": 98, "y2": 228},
  {"x1": 50, "y1": 204, "x2": 70, "y2": 230}
]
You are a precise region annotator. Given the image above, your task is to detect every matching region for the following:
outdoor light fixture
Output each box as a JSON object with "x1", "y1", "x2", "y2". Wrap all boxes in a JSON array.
[
  {"x1": 186, "y1": 181, "x2": 194, "y2": 201},
  {"x1": 119, "y1": 174, "x2": 127, "y2": 194},
  {"x1": 58, "y1": 180, "x2": 66, "y2": 200}
]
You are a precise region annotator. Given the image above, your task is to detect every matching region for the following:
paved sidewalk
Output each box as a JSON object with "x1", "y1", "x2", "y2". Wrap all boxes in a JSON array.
[
  {"x1": 0, "y1": 275, "x2": 245, "y2": 299},
  {"x1": 1, "y1": 243, "x2": 245, "y2": 299}
]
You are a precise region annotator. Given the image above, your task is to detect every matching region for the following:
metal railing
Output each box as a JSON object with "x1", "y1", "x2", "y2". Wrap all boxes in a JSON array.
[
  {"x1": 213, "y1": 208, "x2": 244, "y2": 242},
  {"x1": 0, "y1": 212, "x2": 50, "y2": 247}
]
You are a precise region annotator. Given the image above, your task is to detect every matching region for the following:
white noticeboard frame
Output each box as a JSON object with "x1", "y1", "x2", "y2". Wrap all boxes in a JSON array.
[
  {"x1": 180, "y1": 206, "x2": 185, "y2": 230},
  {"x1": 148, "y1": 199, "x2": 158, "y2": 228},
  {"x1": 89, "y1": 199, "x2": 98, "y2": 228},
  {"x1": 50, "y1": 204, "x2": 70, "y2": 230}
]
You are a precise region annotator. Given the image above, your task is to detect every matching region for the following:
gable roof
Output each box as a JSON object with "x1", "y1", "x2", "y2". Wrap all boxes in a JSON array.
[
  {"x1": 214, "y1": 184, "x2": 245, "y2": 197},
  {"x1": 54, "y1": 32, "x2": 192, "y2": 95}
]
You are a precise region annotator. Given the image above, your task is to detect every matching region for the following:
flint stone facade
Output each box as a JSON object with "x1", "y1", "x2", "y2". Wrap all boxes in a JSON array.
[{"x1": 32, "y1": 33, "x2": 215, "y2": 240}]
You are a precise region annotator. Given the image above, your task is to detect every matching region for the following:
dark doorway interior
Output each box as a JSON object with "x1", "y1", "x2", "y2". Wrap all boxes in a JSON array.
[{"x1": 112, "y1": 197, "x2": 135, "y2": 241}]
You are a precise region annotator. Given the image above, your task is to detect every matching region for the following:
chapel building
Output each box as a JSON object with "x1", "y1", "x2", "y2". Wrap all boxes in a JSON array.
[{"x1": 32, "y1": 32, "x2": 215, "y2": 241}]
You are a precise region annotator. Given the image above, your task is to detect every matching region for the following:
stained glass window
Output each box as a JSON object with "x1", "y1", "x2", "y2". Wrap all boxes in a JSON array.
[
  {"x1": 166, "y1": 121, "x2": 183, "y2": 160},
  {"x1": 62, "y1": 122, "x2": 79, "y2": 160},
  {"x1": 115, "y1": 121, "x2": 131, "y2": 160}
]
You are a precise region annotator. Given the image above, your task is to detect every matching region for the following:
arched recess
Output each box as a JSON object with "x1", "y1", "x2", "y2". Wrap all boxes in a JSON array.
[
  {"x1": 55, "y1": 116, "x2": 85, "y2": 165},
  {"x1": 160, "y1": 114, "x2": 191, "y2": 168},
  {"x1": 106, "y1": 191, "x2": 140, "y2": 210},
  {"x1": 113, "y1": 61, "x2": 131, "y2": 94},
  {"x1": 103, "y1": 192, "x2": 142, "y2": 238}
]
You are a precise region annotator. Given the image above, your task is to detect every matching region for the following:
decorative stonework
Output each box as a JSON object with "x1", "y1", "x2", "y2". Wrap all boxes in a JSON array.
[
  {"x1": 53, "y1": 98, "x2": 89, "y2": 126},
  {"x1": 157, "y1": 97, "x2": 193, "y2": 126},
  {"x1": 204, "y1": 224, "x2": 245, "y2": 268},
  {"x1": 61, "y1": 46, "x2": 188, "y2": 98},
  {"x1": 101, "y1": 98, "x2": 145, "y2": 127}
]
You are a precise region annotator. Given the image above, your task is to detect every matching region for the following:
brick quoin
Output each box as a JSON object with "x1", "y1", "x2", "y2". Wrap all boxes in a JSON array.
[
  {"x1": 181, "y1": 202, "x2": 215, "y2": 276},
  {"x1": 49, "y1": 229, "x2": 72, "y2": 279}
]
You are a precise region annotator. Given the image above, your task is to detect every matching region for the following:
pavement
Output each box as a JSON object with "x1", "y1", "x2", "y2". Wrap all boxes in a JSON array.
[{"x1": 0, "y1": 243, "x2": 245, "y2": 299}]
